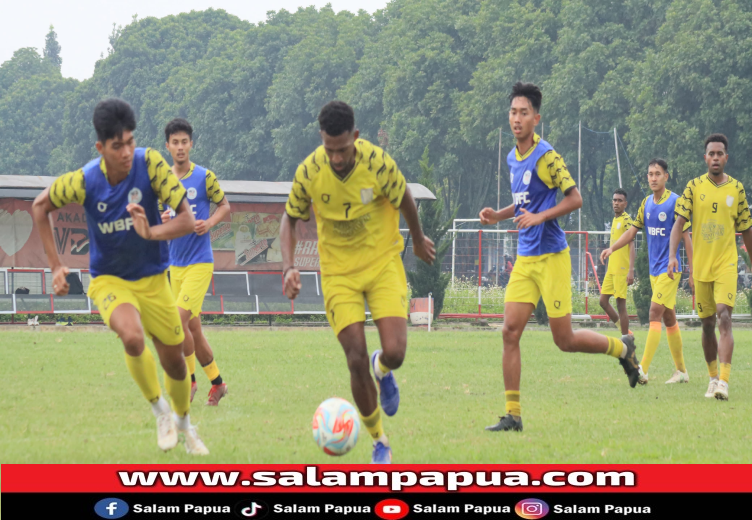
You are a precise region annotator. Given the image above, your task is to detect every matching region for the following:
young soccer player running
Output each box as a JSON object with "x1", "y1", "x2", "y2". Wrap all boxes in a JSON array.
[
  {"x1": 280, "y1": 101, "x2": 435, "y2": 464},
  {"x1": 479, "y1": 82, "x2": 640, "y2": 433},
  {"x1": 161, "y1": 118, "x2": 230, "y2": 406},
  {"x1": 601, "y1": 159, "x2": 693, "y2": 385},
  {"x1": 599, "y1": 189, "x2": 636, "y2": 336},
  {"x1": 668, "y1": 134, "x2": 752, "y2": 400},
  {"x1": 31, "y1": 99, "x2": 209, "y2": 454}
]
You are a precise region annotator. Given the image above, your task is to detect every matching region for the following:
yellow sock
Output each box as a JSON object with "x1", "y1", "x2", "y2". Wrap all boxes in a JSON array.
[
  {"x1": 606, "y1": 336, "x2": 624, "y2": 358},
  {"x1": 707, "y1": 359, "x2": 718, "y2": 379},
  {"x1": 124, "y1": 348, "x2": 161, "y2": 403},
  {"x1": 666, "y1": 323, "x2": 686, "y2": 373},
  {"x1": 640, "y1": 322, "x2": 662, "y2": 373},
  {"x1": 185, "y1": 352, "x2": 196, "y2": 377},
  {"x1": 720, "y1": 363, "x2": 731, "y2": 383},
  {"x1": 165, "y1": 371, "x2": 191, "y2": 417},
  {"x1": 377, "y1": 355, "x2": 391, "y2": 376},
  {"x1": 202, "y1": 360, "x2": 220, "y2": 383},
  {"x1": 505, "y1": 390, "x2": 521, "y2": 417},
  {"x1": 359, "y1": 406, "x2": 384, "y2": 440}
]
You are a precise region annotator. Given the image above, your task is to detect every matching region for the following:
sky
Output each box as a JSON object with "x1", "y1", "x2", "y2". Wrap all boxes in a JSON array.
[{"x1": 1, "y1": 1, "x2": 389, "y2": 81}]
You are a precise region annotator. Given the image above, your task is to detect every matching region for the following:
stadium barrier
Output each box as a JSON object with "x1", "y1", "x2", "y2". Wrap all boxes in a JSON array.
[{"x1": 1, "y1": 227, "x2": 749, "y2": 322}]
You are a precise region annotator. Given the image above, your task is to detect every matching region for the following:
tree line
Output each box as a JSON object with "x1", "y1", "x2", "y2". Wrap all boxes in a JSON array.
[{"x1": 1, "y1": 0, "x2": 751, "y2": 228}]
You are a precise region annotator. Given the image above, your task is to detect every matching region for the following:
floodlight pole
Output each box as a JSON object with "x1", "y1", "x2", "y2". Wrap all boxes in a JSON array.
[
  {"x1": 578, "y1": 121, "x2": 582, "y2": 288},
  {"x1": 496, "y1": 128, "x2": 502, "y2": 285},
  {"x1": 614, "y1": 127, "x2": 622, "y2": 188}
]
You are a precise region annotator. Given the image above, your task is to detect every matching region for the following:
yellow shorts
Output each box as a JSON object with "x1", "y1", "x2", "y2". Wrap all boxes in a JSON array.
[
  {"x1": 88, "y1": 271, "x2": 184, "y2": 346},
  {"x1": 695, "y1": 270, "x2": 737, "y2": 318},
  {"x1": 322, "y1": 254, "x2": 408, "y2": 336},
  {"x1": 170, "y1": 263, "x2": 213, "y2": 319},
  {"x1": 601, "y1": 272, "x2": 628, "y2": 300},
  {"x1": 649, "y1": 273, "x2": 681, "y2": 310},
  {"x1": 505, "y1": 249, "x2": 572, "y2": 318}
]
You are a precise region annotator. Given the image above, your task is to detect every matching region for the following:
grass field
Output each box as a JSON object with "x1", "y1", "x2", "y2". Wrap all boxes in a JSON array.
[{"x1": 1, "y1": 325, "x2": 751, "y2": 464}]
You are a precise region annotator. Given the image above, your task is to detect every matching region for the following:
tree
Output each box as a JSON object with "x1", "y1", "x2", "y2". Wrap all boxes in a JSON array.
[
  {"x1": 632, "y1": 241, "x2": 651, "y2": 325},
  {"x1": 406, "y1": 147, "x2": 457, "y2": 318},
  {"x1": 43, "y1": 25, "x2": 62, "y2": 70}
]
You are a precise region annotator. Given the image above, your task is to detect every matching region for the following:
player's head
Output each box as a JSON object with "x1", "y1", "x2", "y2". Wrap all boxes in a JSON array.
[
  {"x1": 647, "y1": 158, "x2": 669, "y2": 193},
  {"x1": 165, "y1": 118, "x2": 193, "y2": 166},
  {"x1": 509, "y1": 82, "x2": 542, "y2": 141},
  {"x1": 93, "y1": 98, "x2": 136, "y2": 175},
  {"x1": 319, "y1": 101, "x2": 360, "y2": 175},
  {"x1": 612, "y1": 188, "x2": 628, "y2": 215},
  {"x1": 704, "y1": 133, "x2": 729, "y2": 176}
]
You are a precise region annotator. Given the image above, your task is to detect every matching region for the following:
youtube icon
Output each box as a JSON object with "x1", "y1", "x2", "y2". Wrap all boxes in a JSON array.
[{"x1": 375, "y1": 499, "x2": 409, "y2": 519}]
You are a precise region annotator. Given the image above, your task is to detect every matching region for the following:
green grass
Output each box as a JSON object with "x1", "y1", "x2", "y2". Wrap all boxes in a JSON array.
[{"x1": 0, "y1": 326, "x2": 751, "y2": 464}]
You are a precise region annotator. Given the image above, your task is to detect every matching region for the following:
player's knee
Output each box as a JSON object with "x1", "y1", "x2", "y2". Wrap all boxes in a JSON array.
[
  {"x1": 502, "y1": 324, "x2": 523, "y2": 346},
  {"x1": 120, "y1": 329, "x2": 145, "y2": 355},
  {"x1": 701, "y1": 318, "x2": 716, "y2": 336},
  {"x1": 649, "y1": 304, "x2": 664, "y2": 322},
  {"x1": 345, "y1": 349, "x2": 370, "y2": 377},
  {"x1": 598, "y1": 294, "x2": 610, "y2": 309},
  {"x1": 553, "y1": 333, "x2": 576, "y2": 353},
  {"x1": 161, "y1": 351, "x2": 187, "y2": 380},
  {"x1": 718, "y1": 312, "x2": 732, "y2": 333}
]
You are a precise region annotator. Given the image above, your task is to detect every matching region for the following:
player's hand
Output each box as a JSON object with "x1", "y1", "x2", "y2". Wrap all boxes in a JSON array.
[
  {"x1": 127, "y1": 203, "x2": 152, "y2": 240},
  {"x1": 414, "y1": 236, "x2": 436, "y2": 265},
  {"x1": 479, "y1": 207, "x2": 499, "y2": 225},
  {"x1": 161, "y1": 209, "x2": 172, "y2": 224},
  {"x1": 284, "y1": 268, "x2": 302, "y2": 300},
  {"x1": 195, "y1": 219, "x2": 209, "y2": 236},
  {"x1": 600, "y1": 248, "x2": 613, "y2": 264},
  {"x1": 627, "y1": 271, "x2": 635, "y2": 286},
  {"x1": 52, "y1": 266, "x2": 70, "y2": 296},
  {"x1": 513, "y1": 208, "x2": 544, "y2": 229},
  {"x1": 688, "y1": 272, "x2": 695, "y2": 294},
  {"x1": 666, "y1": 258, "x2": 679, "y2": 280}
]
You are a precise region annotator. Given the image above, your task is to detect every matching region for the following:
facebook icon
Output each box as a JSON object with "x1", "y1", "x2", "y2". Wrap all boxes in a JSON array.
[{"x1": 94, "y1": 498, "x2": 129, "y2": 519}]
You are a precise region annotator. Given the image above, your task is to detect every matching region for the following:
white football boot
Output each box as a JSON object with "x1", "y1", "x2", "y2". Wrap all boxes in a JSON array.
[
  {"x1": 704, "y1": 378, "x2": 719, "y2": 398},
  {"x1": 714, "y1": 380, "x2": 729, "y2": 401},
  {"x1": 637, "y1": 365, "x2": 649, "y2": 385},
  {"x1": 182, "y1": 425, "x2": 210, "y2": 455},
  {"x1": 665, "y1": 370, "x2": 689, "y2": 384},
  {"x1": 157, "y1": 412, "x2": 178, "y2": 451}
]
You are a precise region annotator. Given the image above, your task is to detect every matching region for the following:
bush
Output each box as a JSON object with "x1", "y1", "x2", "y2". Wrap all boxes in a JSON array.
[{"x1": 632, "y1": 243, "x2": 652, "y2": 325}]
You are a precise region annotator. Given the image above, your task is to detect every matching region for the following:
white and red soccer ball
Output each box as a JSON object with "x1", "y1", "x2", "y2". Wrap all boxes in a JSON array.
[{"x1": 312, "y1": 397, "x2": 360, "y2": 456}]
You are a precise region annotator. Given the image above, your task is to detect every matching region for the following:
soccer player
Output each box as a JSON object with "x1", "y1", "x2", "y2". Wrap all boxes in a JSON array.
[
  {"x1": 31, "y1": 99, "x2": 209, "y2": 454},
  {"x1": 601, "y1": 159, "x2": 693, "y2": 384},
  {"x1": 668, "y1": 134, "x2": 752, "y2": 400},
  {"x1": 599, "y1": 189, "x2": 636, "y2": 336},
  {"x1": 280, "y1": 101, "x2": 435, "y2": 464},
  {"x1": 161, "y1": 118, "x2": 230, "y2": 406},
  {"x1": 479, "y1": 82, "x2": 640, "y2": 433}
]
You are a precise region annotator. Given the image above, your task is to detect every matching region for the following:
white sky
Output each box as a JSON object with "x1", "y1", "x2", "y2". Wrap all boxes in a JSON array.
[{"x1": 1, "y1": 1, "x2": 389, "y2": 80}]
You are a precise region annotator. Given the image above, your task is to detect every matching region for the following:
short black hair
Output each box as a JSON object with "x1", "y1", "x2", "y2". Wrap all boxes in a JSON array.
[
  {"x1": 318, "y1": 101, "x2": 355, "y2": 136},
  {"x1": 613, "y1": 188, "x2": 628, "y2": 200},
  {"x1": 648, "y1": 158, "x2": 669, "y2": 173},
  {"x1": 509, "y1": 82, "x2": 542, "y2": 112},
  {"x1": 165, "y1": 118, "x2": 193, "y2": 142},
  {"x1": 92, "y1": 98, "x2": 136, "y2": 143},
  {"x1": 704, "y1": 133, "x2": 729, "y2": 153}
]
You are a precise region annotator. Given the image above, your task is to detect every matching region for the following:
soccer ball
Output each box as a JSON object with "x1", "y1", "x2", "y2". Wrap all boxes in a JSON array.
[{"x1": 312, "y1": 397, "x2": 360, "y2": 456}]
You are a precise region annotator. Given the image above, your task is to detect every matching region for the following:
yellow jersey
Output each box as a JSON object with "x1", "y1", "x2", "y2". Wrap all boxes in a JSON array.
[
  {"x1": 285, "y1": 139, "x2": 406, "y2": 276},
  {"x1": 675, "y1": 173, "x2": 752, "y2": 282},
  {"x1": 606, "y1": 212, "x2": 633, "y2": 275}
]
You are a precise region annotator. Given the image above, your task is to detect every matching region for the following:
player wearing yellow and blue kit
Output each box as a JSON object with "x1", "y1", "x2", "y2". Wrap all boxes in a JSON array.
[
  {"x1": 281, "y1": 101, "x2": 435, "y2": 464},
  {"x1": 602, "y1": 159, "x2": 693, "y2": 385},
  {"x1": 599, "y1": 189, "x2": 635, "y2": 336},
  {"x1": 479, "y1": 83, "x2": 641, "y2": 433},
  {"x1": 161, "y1": 119, "x2": 230, "y2": 406},
  {"x1": 31, "y1": 99, "x2": 209, "y2": 455},
  {"x1": 669, "y1": 134, "x2": 752, "y2": 401}
]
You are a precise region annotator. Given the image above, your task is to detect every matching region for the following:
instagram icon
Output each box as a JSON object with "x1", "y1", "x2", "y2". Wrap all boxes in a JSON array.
[{"x1": 515, "y1": 499, "x2": 550, "y2": 519}]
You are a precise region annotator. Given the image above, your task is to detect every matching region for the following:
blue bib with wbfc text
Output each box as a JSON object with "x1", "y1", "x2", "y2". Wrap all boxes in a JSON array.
[
  {"x1": 644, "y1": 191, "x2": 682, "y2": 277},
  {"x1": 167, "y1": 164, "x2": 215, "y2": 267}
]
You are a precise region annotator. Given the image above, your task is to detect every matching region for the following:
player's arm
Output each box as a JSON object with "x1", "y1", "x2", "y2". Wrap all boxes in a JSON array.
[
  {"x1": 669, "y1": 183, "x2": 694, "y2": 279},
  {"x1": 682, "y1": 229, "x2": 694, "y2": 293},
  {"x1": 400, "y1": 187, "x2": 436, "y2": 265},
  {"x1": 513, "y1": 151, "x2": 579, "y2": 229},
  {"x1": 281, "y1": 163, "x2": 313, "y2": 300},
  {"x1": 196, "y1": 171, "x2": 231, "y2": 236},
  {"x1": 479, "y1": 204, "x2": 515, "y2": 225},
  {"x1": 32, "y1": 171, "x2": 86, "y2": 296},
  {"x1": 600, "y1": 226, "x2": 639, "y2": 264},
  {"x1": 628, "y1": 240, "x2": 636, "y2": 285}
]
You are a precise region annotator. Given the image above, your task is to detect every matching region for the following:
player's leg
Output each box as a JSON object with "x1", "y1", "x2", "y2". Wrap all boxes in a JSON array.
[
  {"x1": 662, "y1": 306, "x2": 688, "y2": 384},
  {"x1": 170, "y1": 267, "x2": 198, "y2": 401},
  {"x1": 540, "y1": 252, "x2": 640, "y2": 387},
  {"x1": 142, "y1": 272, "x2": 208, "y2": 454},
  {"x1": 615, "y1": 298, "x2": 630, "y2": 336},
  {"x1": 367, "y1": 255, "x2": 408, "y2": 418},
  {"x1": 486, "y1": 301, "x2": 533, "y2": 432},
  {"x1": 637, "y1": 302, "x2": 665, "y2": 385},
  {"x1": 89, "y1": 276, "x2": 177, "y2": 451},
  {"x1": 599, "y1": 275, "x2": 620, "y2": 325},
  {"x1": 695, "y1": 281, "x2": 719, "y2": 397},
  {"x1": 190, "y1": 317, "x2": 228, "y2": 406},
  {"x1": 712, "y1": 273, "x2": 736, "y2": 400}
]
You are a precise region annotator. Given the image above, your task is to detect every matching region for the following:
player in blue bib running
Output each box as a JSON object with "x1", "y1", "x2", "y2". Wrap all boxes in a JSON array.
[
  {"x1": 601, "y1": 159, "x2": 693, "y2": 385},
  {"x1": 31, "y1": 99, "x2": 209, "y2": 455},
  {"x1": 161, "y1": 118, "x2": 230, "y2": 406},
  {"x1": 479, "y1": 83, "x2": 640, "y2": 433}
]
